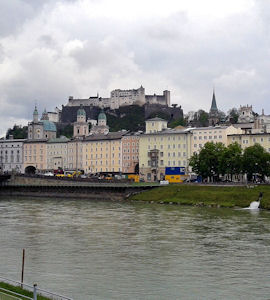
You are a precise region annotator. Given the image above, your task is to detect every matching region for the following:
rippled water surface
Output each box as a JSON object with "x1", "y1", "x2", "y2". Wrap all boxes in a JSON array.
[{"x1": 0, "y1": 197, "x2": 270, "y2": 299}]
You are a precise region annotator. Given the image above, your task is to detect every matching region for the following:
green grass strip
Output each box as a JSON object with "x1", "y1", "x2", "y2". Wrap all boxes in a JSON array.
[
  {"x1": 0, "y1": 282, "x2": 51, "y2": 300},
  {"x1": 130, "y1": 184, "x2": 270, "y2": 209}
]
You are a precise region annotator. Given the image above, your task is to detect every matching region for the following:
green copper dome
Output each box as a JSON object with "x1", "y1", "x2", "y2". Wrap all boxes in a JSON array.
[
  {"x1": 41, "y1": 120, "x2": 56, "y2": 132},
  {"x1": 98, "y1": 110, "x2": 106, "y2": 120},
  {"x1": 77, "y1": 104, "x2": 86, "y2": 116}
]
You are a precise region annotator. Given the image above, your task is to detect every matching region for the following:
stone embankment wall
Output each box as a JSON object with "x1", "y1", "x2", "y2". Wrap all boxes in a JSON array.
[
  {"x1": 9, "y1": 175, "x2": 88, "y2": 186},
  {"x1": 1, "y1": 175, "x2": 153, "y2": 201}
]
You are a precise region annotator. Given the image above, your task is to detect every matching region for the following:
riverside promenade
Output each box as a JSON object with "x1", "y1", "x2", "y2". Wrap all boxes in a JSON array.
[{"x1": 0, "y1": 175, "x2": 159, "y2": 200}]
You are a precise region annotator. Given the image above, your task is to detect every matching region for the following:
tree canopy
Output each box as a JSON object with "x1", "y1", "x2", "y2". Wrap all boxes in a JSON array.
[
  {"x1": 189, "y1": 142, "x2": 270, "y2": 182},
  {"x1": 5, "y1": 125, "x2": 28, "y2": 139}
]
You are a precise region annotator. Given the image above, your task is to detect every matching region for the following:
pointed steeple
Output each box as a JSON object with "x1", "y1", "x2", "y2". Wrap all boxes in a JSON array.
[{"x1": 210, "y1": 89, "x2": 218, "y2": 112}]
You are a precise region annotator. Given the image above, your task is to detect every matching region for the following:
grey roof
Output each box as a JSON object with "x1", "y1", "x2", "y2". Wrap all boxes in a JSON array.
[
  {"x1": 0, "y1": 139, "x2": 26, "y2": 143},
  {"x1": 84, "y1": 132, "x2": 126, "y2": 141},
  {"x1": 145, "y1": 117, "x2": 167, "y2": 122},
  {"x1": 48, "y1": 136, "x2": 70, "y2": 143},
  {"x1": 187, "y1": 125, "x2": 230, "y2": 131},
  {"x1": 24, "y1": 139, "x2": 48, "y2": 143},
  {"x1": 228, "y1": 132, "x2": 270, "y2": 136},
  {"x1": 144, "y1": 128, "x2": 189, "y2": 136}
]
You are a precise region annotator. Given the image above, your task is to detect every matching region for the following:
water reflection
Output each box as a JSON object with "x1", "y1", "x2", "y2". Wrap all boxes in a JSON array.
[{"x1": 0, "y1": 197, "x2": 269, "y2": 299}]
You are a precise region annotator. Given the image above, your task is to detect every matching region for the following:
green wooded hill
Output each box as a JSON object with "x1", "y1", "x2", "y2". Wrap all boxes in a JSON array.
[{"x1": 5, "y1": 105, "x2": 185, "y2": 138}]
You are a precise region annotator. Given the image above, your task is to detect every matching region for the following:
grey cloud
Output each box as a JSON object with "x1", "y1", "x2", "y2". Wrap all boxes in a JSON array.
[{"x1": 1, "y1": 0, "x2": 270, "y2": 137}]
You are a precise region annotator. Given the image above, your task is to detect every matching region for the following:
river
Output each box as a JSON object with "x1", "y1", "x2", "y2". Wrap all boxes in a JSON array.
[{"x1": 0, "y1": 197, "x2": 269, "y2": 300}]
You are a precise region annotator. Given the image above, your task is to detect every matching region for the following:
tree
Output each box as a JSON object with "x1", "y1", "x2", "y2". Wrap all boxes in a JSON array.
[
  {"x1": 6, "y1": 125, "x2": 28, "y2": 139},
  {"x1": 189, "y1": 142, "x2": 226, "y2": 181},
  {"x1": 57, "y1": 124, "x2": 73, "y2": 138},
  {"x1": 227, "y1": 108, "x2": 239, "y2": 124},
  {"x1": 220, "y1": 142, "x2": 242, "y2": 180},
  {"x1": 197, "y1": 110, "x2": 209, "y2": 127},
  {"x1": 168, "y1": 118, "x2": 186, "y2": 128},
  {"x1": 242, "y1": 144, "x2": 270, "y2": 181}
]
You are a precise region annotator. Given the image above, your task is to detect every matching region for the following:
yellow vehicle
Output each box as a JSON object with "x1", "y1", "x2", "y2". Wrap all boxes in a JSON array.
[
  {"x1": 128, "y1": 174, "x2": 140, "y2": 183},
  {"x1": 65, "y1": 171, "x2": 82, "y2": 178},
  {"x1": 165, "y1": 175, "x2": 189, "y2": 183},
  {"x1": 56, "y1": 174, "x2": 65, "y2": 177}
]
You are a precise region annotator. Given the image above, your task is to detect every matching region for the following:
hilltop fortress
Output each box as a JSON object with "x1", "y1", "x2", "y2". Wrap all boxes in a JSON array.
[
  {"x1": 66, "y1": 86, "x2": 170, "y2": 109},
  {"x1": 61, "y1": 86, "x2": 182, "y2": 125}
]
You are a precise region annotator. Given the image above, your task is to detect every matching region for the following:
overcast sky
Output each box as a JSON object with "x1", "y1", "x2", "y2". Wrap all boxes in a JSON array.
[{"x1": 0, "y1": 0, "x2": 269, "y2": 137}]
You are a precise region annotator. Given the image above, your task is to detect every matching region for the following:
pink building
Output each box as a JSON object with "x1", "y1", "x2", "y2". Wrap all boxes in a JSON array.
[{"x1": 122, "y1": 133, "x2": 140, "y2": 174}]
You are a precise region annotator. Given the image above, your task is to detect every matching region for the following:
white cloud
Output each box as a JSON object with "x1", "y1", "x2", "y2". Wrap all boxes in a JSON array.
[{"x1": 0, "y1": 0, "x2": 270, "y2": 137}]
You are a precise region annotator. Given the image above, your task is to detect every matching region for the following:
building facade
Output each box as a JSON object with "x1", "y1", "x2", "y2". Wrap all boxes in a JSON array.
[
  {"x1": 47, "y1": 137, "x2": 70, "y2": 170},
  {"x1": 139, "y1": 118, "x2": 191, "y2": 182},
  {"x1": 23, "y1": 140, "x2": 47, "y2": 173},
  {"x1": 189, "y1": 125, "x2": 243, "y2": 154},
  {"x1": 73, "y1": 105, "x2": 89, "y2": 138},
  {"x1": 0, "y1": 138, "x2": 25, "y2": 173},
  {"x1": 238, "y1": 105, "x2": 254, "y2": 123},
  {"x1": 28, "y1": 106, "x2": 57, "y2": 140},
  {"x1": 67, "y1": 139, "x2": 83, "y2": 171},
  {"x1": 228, "y1": 133, "x2": 270, "y2": 152},
  {"x1": 122, "y1": 133, "x2": 140, "y2": 174},
  {"x1": 82, "y1": 132, "x2": 124, "y2": 174}
]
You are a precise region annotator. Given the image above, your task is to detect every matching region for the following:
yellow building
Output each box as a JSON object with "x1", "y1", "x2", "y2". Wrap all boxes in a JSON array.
[
  {"x1": 145, "y1": 117, "x2": 168, "y2": 133},
  {"x1": 190, "y1": 125, "x2": 242, "y2": 154},
  {"x1": 228, "y1": 132, "x2": 270, "y2": 151},
  {"x1": 23, "y1": 139, "x2": 47, "y2": 173},
  {"x1": 47, "y1": 137, "x2": 70, "y2": 170},
  {"x1": 67, "y1": 139, "x2": 83, "y2": 171},
  {"x1": 82, "y1": 132, "x2": 125, "y2": 174},
  {"x1": 139, "y1": 118, "x2": 191, "y2": 182}
]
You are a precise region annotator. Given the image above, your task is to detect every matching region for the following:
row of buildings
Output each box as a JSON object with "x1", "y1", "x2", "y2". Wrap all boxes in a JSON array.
[{"x1": 1, "y1": 104, "x2": 270, "y2": 181}]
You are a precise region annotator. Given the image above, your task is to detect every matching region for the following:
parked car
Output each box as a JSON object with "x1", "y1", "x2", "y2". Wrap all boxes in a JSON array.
[{"x1": 44, "y1": 172, "x2": 54, "y2": 176}]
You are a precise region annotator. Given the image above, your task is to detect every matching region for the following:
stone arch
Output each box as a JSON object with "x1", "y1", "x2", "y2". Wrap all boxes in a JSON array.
[
  {"x1": 25, "y1": 166, "x2": 36, "y2": 175},
  {"x1": 134, "y1": 163, "x2": 139, "y2": 174}
]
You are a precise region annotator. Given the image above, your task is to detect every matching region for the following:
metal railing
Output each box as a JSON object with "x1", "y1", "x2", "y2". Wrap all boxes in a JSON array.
[{"x1": 0, "y1": 277, "x2": 73, "y2": 300}]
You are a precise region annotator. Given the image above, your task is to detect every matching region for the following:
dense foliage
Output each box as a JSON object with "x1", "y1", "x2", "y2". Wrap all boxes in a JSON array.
[
  {"x1": 106, "y1": 105, "x2": 145, "y2": 132},
  {"x1": 189, "y1": 142, "x2": 270, "y2": 182},
  {"x1": 56, "y1": 124, "x2": 73, "y2": 138},
  {"x1": 5, "y1": 125, "x2": 28, "y2": 139}
]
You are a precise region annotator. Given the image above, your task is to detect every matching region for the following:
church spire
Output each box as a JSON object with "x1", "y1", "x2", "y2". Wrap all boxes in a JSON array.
[{"x1": 210, "y1": 89, "x2": 218, "y2": 112}]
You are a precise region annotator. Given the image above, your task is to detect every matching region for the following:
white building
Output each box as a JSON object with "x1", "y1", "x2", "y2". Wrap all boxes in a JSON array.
[
  {"x1": 0, "y1": 137, "x2": 25, "y2": 173},
  {"x1": 238, "y1": 105, "x2": 254, "y2": 123}
]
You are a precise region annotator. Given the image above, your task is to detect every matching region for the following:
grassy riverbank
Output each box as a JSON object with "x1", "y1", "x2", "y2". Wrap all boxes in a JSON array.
[
  {"x1": 0, "y1": 281, "x2": 51, "y2": 300},
  {"x1": 130, "y1": 184, "x2": 270, "y2": 209}
]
